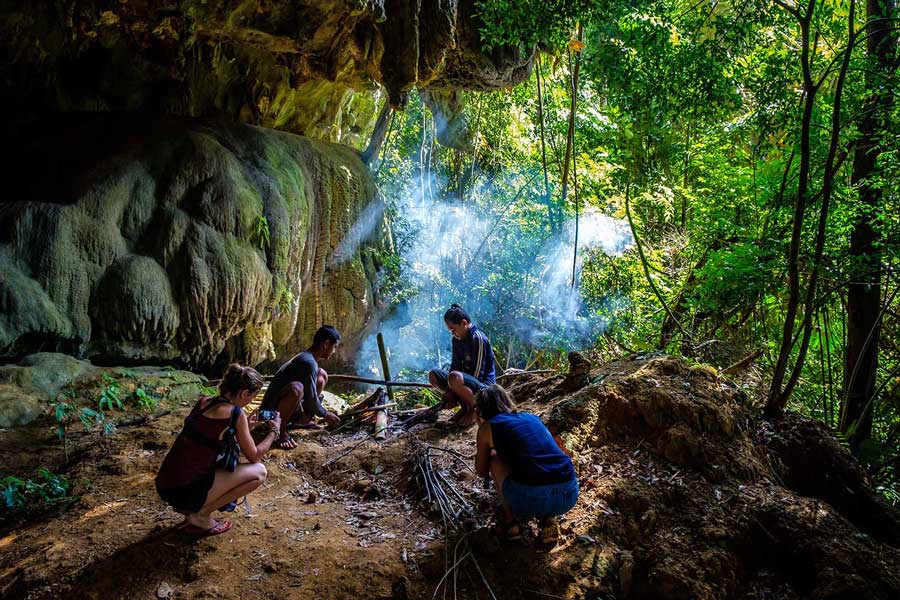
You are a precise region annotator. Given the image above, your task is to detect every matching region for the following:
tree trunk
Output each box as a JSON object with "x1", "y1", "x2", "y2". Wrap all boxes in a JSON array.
[
  {"x1": 536, "y1": 53, "x2": 553, "y2": 226},
  {"x1": 765, "y1": 1, "x2": 819, "y2": 416},
  {"x1": 558, "y1": 24, "x2": 583, "y2": 232},
  {"x1": 840, "y1": 0, "x2": 897, "y2": 450},
  {"x1": 362, "y1": 98, "x2": 393, "y2": 165}
]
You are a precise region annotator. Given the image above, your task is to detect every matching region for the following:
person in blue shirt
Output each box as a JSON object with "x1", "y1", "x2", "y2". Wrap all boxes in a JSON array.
[
  {"x1": 474, "y1": 384, "x2": 579, "y2": 544},
  {"x1": 428, "y1": 304, "x2": 497, "y2": 426}
]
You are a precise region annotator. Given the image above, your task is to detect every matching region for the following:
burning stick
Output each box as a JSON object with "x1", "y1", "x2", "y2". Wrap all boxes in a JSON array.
[{"x1": 374, "y1": 387, "x2": 389, "y2": 440}]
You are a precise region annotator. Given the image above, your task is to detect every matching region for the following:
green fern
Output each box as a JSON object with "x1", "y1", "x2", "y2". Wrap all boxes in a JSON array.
[{"x1": 255, "y1": 215, "x2": 271, "y2": 250}]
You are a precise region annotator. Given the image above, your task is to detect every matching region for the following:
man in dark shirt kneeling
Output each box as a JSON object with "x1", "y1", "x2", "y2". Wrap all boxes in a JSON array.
[{"x1": 259, "y1": 326, "x2": 342, "y2": 449}]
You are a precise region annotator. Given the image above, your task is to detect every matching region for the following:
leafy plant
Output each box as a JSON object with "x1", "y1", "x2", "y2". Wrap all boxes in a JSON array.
[
  {"x1": 133, "y1": 387, "x2": 158, "y2": 413},
  {"x1": 98, "y1": 374, "x2": 123, "y2": 411},
  {"x1": 51, "y1": 388, "x2": 114, "y2": 459},
  {"x1": 1, "y1": 476, "x2": 26, "y2": 508},
  {"x1": 254, "y1": 214, "x2": 271, "y2": 250},
  {"x1": 1, "y1": 468, "x2": 70, "y2": 511},
  {"x1": 274, "y1": 285, "x2": 295, "y2": 316}
]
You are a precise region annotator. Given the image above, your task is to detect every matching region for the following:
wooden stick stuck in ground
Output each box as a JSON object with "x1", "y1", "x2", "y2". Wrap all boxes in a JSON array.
[{"x1": 374, "y1": 386, "x2": 389, "y2": 440}]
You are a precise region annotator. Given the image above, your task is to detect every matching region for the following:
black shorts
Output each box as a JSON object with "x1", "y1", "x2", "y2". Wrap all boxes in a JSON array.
[
  {"x1": 429, "y1": 369, "x2": 486, "y2": 394},
  {"x1": 156, "y1": 470, "x2": 215, "y2": 513}
]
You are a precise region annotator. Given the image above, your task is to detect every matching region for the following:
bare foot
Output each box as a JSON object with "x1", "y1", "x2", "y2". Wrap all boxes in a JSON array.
[
  {"x1": 275, "y1": 434, "x2": 298, "y2": 449},
  {"x1": 185, "y1": 513, "x2": 214, "y2": 530}
]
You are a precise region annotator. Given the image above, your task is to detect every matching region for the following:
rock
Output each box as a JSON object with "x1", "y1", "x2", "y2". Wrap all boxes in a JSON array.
[
  {"x1": 1, "y1": 115, "x2": 388, "y2": 369},
  {"x1": 0, "y1": 384, "x2": 45, "y2": 427},
  {"x1": 156, "y1": 581, "x2": 174, "y2": 599},
  {"x1": 320, "y1": 391, "x2": 349, "y2": 415},
  {"x1": 568, "y1": 351, "x2": 593, "y2": 375},
  {"x1": 305, "y1": 491, "x2": 318, "y2": 504}
]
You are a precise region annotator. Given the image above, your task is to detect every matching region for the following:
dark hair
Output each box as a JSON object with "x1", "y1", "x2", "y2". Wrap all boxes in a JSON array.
[
  {"x1": 443, "y1": 303, "x2": 471, "y2": 325},
  {"x1": 313, "y1": 325, "x2": 341, "y2": 347},
  {"x1": 219, "y1": 364, "x2": 264, "y2": 396},
  {"x1": 475, "y1": 384, "x2": 516, "y2": 420}
]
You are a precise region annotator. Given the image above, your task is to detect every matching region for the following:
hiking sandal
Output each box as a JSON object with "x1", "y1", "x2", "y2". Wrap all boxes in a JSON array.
[{"x1": 538, "y1": 516, "x2": 560, "y2": 544}]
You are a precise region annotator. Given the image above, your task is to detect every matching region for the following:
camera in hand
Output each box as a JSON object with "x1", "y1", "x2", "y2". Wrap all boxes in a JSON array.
[{"x1": 258, "y1": 409, "x2": 278, "y2": 422}]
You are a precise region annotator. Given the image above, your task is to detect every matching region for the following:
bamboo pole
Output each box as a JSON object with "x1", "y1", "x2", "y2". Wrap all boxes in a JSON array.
[
  {"x1": 327, "y1": 375, "x2": 431, "y2": 388},
  {"x1": 377, "y1": 332, "x2": 395, "y2": 402}
]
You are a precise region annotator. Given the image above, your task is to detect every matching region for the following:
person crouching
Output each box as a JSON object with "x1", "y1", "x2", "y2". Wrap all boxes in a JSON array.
[
  {"x1": 474, "y1": 384, "x2": 579, "y2": 544},
  {"x1": 155, "y1": 364, "x2": 280, "y2": 537}
]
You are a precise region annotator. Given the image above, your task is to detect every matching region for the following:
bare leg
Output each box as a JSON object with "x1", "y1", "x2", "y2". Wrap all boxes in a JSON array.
[
  {"x1": 185, "y1": 464, "x2": 267, "y2": 530},
  {"x1": 429, "y1": 369, "x2": 448, "y2": 393},
  {"x1": 275, "y1": 383, "x2": 303, "y2": 448},
  {"x1": 317, "y1": 368, "x2": 328, "y2": 395},
  {"x1": 448, "y1": 372, "x2": 476, "y2": 425},
  {"x1": 430, "y1": 370, "x2": 460, "y2": 412},
  {"x1": 489, "y1": 452, "x2": 516, "y2": 524}
]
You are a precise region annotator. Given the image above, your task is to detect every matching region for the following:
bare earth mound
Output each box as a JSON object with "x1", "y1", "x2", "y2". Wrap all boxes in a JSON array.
[{"x1": 1, "y1": 355, "x2": 898, "y2": 599}]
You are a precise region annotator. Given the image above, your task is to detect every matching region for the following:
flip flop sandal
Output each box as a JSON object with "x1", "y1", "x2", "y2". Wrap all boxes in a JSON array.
[{"x1": 180, "y1": 521, "x2": 233, "y2": 538}]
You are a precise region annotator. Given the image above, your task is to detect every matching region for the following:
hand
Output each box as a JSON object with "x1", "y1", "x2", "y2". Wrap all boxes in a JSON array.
[
  {"x1": 248, "y1": 410, "x2": 260, "y2": 426},
  {"x1": 267, "y1": 413, "x2": 282, "y2": 434},
  {"x1": 323, "y1": 411, "x2": 340, "y2": 428}
]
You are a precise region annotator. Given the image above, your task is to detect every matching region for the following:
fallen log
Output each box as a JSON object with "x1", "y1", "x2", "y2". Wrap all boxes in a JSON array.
[
  {"x1": 399, "y1": 404, "x2": 441, "y2": 429},
  {"x1": 117, "y1": 410, "x2": 172, "y2": 428},
  {"x1": 722, "y1": 349, "x2": 764, "y2": 375}
]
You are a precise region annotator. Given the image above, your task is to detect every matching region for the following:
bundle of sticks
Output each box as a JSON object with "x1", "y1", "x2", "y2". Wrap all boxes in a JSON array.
[
  {"x1": 408, "y1": 437, "x2": 475, "y2": 526},
  {"x1": 407, "y1": 437, "x2": 498, "y2": 599}
]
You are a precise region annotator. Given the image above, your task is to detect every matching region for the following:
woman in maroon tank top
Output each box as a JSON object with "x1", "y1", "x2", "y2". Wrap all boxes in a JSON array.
[{"x1": 155, "y1": 364, "x2": 281, "y2": 536}]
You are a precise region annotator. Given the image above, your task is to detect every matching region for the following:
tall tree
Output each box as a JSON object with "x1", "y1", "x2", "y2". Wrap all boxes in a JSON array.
[{"x1": 840, "y1": 0, "x2": 898, "y2": 450}]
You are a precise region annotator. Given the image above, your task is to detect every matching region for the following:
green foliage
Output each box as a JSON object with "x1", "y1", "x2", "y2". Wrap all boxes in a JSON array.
[
  {"x1": 274, "y1": 284, "x2": 295, "y2": 316},
  {"x1": 474, "y1": 0, "x2": 598, "y2": 51},
  {"x1": 1, "y1": 468, "x2": 71, "y2": 512},
  {"x1": 254, "y1": 214, "x2": 271, "y2": 250},
  {"x1": 376, "y1": 0, "x2": 900, "y2": 495},
  {"x1": 98, "y1": 374, "x2": 123, "y2": 411},
  {"x1": 133, "y1": 387, "x2": 158, "y2": 413}
]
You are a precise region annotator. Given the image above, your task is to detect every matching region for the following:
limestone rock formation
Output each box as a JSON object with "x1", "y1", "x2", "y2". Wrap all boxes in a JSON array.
[
  {"x1": 0, "y1": 0, "x2": 533, "y2": 148},
  {"x1": 0, "y1": 114, "x2": 388, "y2": 369}
]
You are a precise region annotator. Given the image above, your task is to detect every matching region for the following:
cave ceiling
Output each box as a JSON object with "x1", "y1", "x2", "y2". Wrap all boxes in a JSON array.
[{"x1": 0, "y1": 0, "x2": 533, "y2": 147}]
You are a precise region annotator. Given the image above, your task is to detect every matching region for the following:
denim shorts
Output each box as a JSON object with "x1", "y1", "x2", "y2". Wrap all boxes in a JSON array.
[
  {"x1": 429, "y1": 369, "x2": 486, "y2": 394},
  {"x1": 502, "y1": 477, "x2": 579, "y2": 519}
]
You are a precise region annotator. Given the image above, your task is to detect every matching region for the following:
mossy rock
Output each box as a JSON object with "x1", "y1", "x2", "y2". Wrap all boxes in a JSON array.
[{"x1": 1, "y1": 115, "x2": 388, "y2": 369}]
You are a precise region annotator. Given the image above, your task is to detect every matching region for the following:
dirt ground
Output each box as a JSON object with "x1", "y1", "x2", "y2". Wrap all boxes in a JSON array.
[{"x1": 2, "y1": 355, "x2": 900, "y2": 599}]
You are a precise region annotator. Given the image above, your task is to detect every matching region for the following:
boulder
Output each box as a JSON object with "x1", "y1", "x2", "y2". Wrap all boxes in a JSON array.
[{"x1": 0, "y1": 115, "x2": 388, "y2": 369}]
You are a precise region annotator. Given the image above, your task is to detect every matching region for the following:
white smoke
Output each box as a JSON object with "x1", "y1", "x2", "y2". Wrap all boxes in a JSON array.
[{"x1": 351, "y1": 166, "x2": 632, "y2": 380}]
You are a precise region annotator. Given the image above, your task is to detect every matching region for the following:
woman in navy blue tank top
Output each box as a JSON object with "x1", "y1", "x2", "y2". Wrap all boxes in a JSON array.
[{"x1": 474, "y1": 385, "x2": 579, "y2": 543}]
